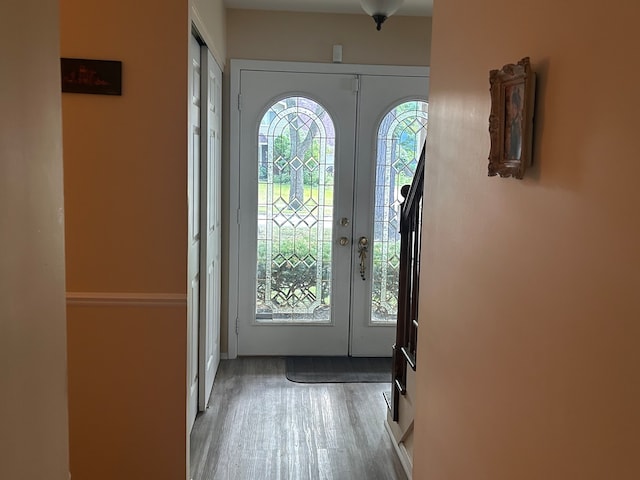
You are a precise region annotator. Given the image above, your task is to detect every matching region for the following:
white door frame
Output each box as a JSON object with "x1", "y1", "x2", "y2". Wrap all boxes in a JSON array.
[{"x1": 228, "y1": 60, "x2": 430, "y2": 359}]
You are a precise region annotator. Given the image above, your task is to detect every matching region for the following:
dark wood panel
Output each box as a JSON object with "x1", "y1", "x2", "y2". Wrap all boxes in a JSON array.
[{"x1": 190, "y1": 357, "x2": 406, "y2": 480}]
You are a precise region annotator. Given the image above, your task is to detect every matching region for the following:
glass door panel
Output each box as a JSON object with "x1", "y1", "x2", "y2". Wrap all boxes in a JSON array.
[
  {"x1": 371, "y1": 101, "x2": 428, "y2": 324},
  {"x1": 256, "y1": 97, "x2": 335, "y2": 324}
]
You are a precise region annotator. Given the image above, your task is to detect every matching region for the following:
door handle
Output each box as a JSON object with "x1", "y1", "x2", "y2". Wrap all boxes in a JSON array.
[{"x1": 357, "y1": 236, "x2": 368, "y2": 281}]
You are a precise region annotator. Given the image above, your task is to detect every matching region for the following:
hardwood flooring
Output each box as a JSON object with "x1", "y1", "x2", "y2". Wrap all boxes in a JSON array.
[{"x1": 190, "y1": 357, "x2": 406, "y2": 480}]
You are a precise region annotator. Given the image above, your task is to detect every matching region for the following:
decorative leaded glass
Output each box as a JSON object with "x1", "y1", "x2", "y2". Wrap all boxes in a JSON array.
[
  {"x1": 256, "y1": 97, "x2": 335, "y2": 323},
  {"x1": 371, "y1": 101, "x2": 428, "y2": 323}
]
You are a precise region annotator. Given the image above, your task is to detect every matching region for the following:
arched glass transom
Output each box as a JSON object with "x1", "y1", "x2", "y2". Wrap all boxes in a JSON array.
[
  {"x1": 371, "y1": 100, "x2": 428, "y2": 323},
  {"x1": 256, "y1": 97, "x2": 335, "y2": 323}
]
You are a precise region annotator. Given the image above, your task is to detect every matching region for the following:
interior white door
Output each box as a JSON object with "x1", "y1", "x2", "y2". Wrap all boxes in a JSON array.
[
  {"x1": 350, "y1": 75, "x2": 429, "y2": 356},
  {"x1": 187, "y1": 34, "x2": 201, "y2": 431},
  {"x1": 237, "y1": 70, "x2": 358, "y2": 355},
  {"x1": 198, "y1": 47, "x2": 222, "y2": 411}
]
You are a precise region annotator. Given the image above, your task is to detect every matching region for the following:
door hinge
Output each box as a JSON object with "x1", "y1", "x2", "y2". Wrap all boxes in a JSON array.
[
  {"x1": 235, "y1": 317, "x2": 239, "y2": 335},
  {"x1": 352, "y1": 76, "x2": 360, "y2": 93},
  {"x1": 236, "y1": 208, "x2": 241, "y2": 225},
  {"x1": 237, "y1": 93, "x2": 242, "y2": 110}
]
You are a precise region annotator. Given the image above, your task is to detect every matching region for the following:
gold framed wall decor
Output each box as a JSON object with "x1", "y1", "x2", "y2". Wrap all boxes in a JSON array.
[{"x1": 488, "y1": 57, "x2": 535, "y2": 179}]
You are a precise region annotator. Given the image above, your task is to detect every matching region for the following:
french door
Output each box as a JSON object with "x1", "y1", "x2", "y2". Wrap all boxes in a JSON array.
[
  {"x1": 351, "y1": 74, "x2": 428, "y2": 356},
  {"x1": 231, "y1": 61, "x2": 428, "y2": 357}
]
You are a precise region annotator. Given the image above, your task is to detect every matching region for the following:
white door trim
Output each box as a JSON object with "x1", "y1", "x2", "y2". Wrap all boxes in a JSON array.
[{"x1": 227, "y1": 60, "x2": 430, "y2": 359}]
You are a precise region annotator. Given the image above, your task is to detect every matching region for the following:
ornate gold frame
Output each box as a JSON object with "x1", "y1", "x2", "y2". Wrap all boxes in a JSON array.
[{"x1": 488, "y1": 57, "x2": 536, "y2": 179}]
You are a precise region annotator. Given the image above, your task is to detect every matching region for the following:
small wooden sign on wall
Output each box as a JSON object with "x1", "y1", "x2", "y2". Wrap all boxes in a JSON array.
[{"x1": 61, "y1": 58, "x2": 122, "y2": 96}]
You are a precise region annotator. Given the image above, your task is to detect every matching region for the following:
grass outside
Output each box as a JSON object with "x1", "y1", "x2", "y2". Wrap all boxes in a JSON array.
[{"x1": 258, "y1": 182, "x2": 334, "y2": 214}]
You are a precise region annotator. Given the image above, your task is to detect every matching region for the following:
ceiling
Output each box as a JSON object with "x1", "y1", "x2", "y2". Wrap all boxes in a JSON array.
[{"x1": 224, "y1": 0, "x2": 433, "y2": 16}]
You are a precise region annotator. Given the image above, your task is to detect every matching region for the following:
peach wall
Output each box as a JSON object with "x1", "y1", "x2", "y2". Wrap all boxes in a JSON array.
[
  {"x1": 227, "y1": 9, "x2": 431, "y2": 65},
  {"x1": 0, "y1": 1, "x2": 69, "y2": 478},
  {"x1": 60, "y1": 0, "x2": 189, "y2": 478},
  {"x1": 413, "y1": 0, "x2": 640, "y2": 479},
  {"x1": 191, "y1": 0, "x2": 227, "y2": 67}
]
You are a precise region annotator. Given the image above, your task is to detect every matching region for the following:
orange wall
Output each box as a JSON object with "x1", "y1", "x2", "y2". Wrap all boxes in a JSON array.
[
  {"x1": 60, "y1": 0, "x2": 189, "y2": 478},
  {"x1": 61, "y1": 1, "x2": 187, "y2": 294},
  {"x1": 66, "y1": 305, "x2": 186, "y2": 479},
  {"x1": 413, "y1": 0, "x2": 640, "y2": 478},
  {"x1": 0, "y1": 1, "x2": 69, "y2": 478}
]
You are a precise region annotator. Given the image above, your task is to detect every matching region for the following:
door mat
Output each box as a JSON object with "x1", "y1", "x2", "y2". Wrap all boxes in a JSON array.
[{"x1": 285, "y1": 356, "x2": 391, "y2": 383}]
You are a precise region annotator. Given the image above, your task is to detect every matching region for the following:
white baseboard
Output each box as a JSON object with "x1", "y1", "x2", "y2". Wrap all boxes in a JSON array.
[{"x1": 385, "y1": 420, "x2": 412, "y2": 480}]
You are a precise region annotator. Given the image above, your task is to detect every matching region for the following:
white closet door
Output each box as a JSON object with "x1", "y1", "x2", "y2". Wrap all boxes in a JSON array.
[
  {"x1": 187, "y1": 34, "x2": 201, "y2": 431},
  {"x1": 198, "y1": 47, "x2": 222, "y2": 411}
]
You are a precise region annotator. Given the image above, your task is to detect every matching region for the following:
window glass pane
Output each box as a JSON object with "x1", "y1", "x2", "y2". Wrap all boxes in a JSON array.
[
  {"x1": 371, "y1": 101, "x2": 428, "y2": 324},
  {"x1": 256, "y1": 97, "x2": 335, "y2": 324}
]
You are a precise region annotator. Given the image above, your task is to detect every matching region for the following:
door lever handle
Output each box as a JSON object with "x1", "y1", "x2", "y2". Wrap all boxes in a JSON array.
[{"x1": 357, "y1": 236, "x2": 368, "y2": 281}]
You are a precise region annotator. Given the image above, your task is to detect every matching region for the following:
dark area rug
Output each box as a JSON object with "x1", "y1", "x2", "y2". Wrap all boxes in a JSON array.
[{"x1": 285, "y1": 356, "x2": 391, "y2": 383}]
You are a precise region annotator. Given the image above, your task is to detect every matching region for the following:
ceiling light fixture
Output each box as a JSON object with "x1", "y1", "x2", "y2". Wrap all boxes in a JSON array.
[{"x1": 360, "y1": 0, "x2": 404, "y2": 31}]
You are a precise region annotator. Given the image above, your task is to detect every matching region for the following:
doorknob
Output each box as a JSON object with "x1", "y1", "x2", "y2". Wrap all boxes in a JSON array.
[{"x1": 357, "y1": 236, "x2": 368, "y2": 280}]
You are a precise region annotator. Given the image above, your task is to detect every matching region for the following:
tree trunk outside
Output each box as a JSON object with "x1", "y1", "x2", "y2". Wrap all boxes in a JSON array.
[{"x1": 285, "y1": 98, "x2": 320, "y2": 210}]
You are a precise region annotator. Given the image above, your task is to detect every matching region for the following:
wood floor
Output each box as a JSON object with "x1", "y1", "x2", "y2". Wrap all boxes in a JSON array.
[{"x1": 190, "y1": 357, "x2": 406, "y2": 480}]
